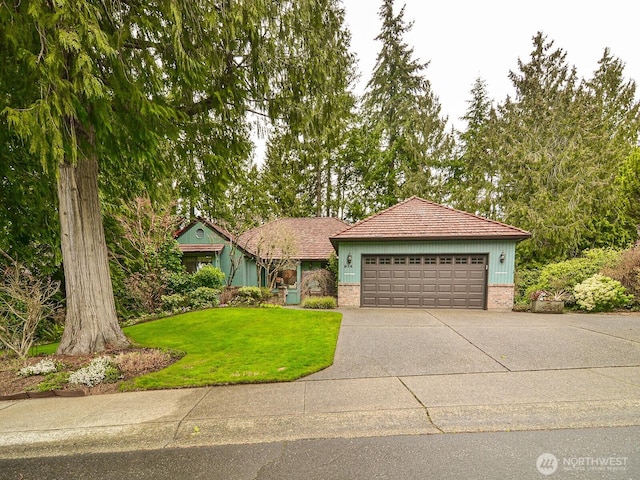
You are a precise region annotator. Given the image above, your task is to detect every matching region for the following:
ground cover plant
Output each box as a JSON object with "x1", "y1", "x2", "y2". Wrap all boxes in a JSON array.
[{"x1": 121, "y1": 307, "x2": 341, "y2": 390}]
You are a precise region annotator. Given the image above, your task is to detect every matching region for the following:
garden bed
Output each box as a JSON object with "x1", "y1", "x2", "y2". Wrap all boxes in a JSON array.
[{"x1": 0, "y1": 347, "x2": 179, "y2": 400}]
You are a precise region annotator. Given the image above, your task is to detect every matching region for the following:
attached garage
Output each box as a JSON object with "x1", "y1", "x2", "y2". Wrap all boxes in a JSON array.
[
  {"x1": 331, "y1": 197, "x2": 531, "y2": 310},
  {"x1": 361, "y1": 254, "x2": 487, "y2": 309}
]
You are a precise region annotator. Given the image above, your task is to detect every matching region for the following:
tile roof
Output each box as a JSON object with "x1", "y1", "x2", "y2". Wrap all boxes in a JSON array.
[
  {"x1": 239, "y1": 217, "x2": 350, "y2": 261},
  {"x1": 331, "y1": 196, "x2": 531, "y2": 243}
]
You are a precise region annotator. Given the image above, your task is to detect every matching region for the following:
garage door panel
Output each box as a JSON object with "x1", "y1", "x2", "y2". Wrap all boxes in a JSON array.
[{"x1": 361, "y1": 254, "x2": 487, "y2": 309}]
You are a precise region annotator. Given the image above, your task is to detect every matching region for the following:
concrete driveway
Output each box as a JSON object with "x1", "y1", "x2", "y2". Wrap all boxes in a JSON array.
[
  {"x1": 2, "y1": 308, "x2": 640, "y2": 458},
  {"x1": 307, "y1": 309, "x2": 640, "y2": 378}
]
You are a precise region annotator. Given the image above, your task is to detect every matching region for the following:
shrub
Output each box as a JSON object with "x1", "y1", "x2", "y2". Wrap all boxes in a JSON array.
[
  {"x1": 192, "y1": 265, "x2": 225, "y2": 289},
  {"x1": 227, "y1": 286, "x2": 274, "y2": 306},
  {"x1": 219, "y1": 286, "x2": 240, "y2": 305},
  {"x1": 301, "y1": 296, "x2": 337, "y2": 309},
  {"x1": 0, "y1": 259, "x2": 61, "y2": 359},
  {"x1": 525, "y1": 248, "x2": 621, "y2": 301},
  {"x1": 573, "y1": 274, "x2": 633, "y2": 312},
  {"x1": 189, "y1": 287, "x2": 220, "y2": 309},
  {"x1": 166, "y1": 271, "x2": 195, "y2": 295},
  {"x1": 602, "y1": 247, "x2": 640, "y2": 301},
  {"x1": 161, "y1": 293, "x2": 189, "y2": 311},
  {"x1": 301, "y1": 269, "x2": 336, "y2": 298},
  {"x1": 68, "y1": 357, "x2": 121, "y2": 386}
]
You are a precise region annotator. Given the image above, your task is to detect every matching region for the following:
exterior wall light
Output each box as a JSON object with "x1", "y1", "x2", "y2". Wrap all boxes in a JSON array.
[
  {"x1": 499, "y1": 251, "x2": 505, "y2": 263},
  {"x1": 347, "y1": 253, "x2": 353, "y2": 266}
]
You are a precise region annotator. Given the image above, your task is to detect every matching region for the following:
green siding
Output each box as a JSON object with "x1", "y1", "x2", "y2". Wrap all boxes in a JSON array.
[
  {"x1": 177, "y1": 222, "x2": 227, "y2": 245},
  {"x1": 177, "y1": 222, "x2": 259, "y2": 287},
  {"x1": 336, "y1": 240, "x2": 518, "y2": 285}
]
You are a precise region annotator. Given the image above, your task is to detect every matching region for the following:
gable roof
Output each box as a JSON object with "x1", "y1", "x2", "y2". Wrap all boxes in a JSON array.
[
  {"x1": 174, "y1": 217, "x2": 233, "y2": 242},
  {"x1": 331, "y1": 196, "x2": 531, "y2": 245},
  {"x1": 239, "y1": 217, "x2": 350, "y2": 261}
]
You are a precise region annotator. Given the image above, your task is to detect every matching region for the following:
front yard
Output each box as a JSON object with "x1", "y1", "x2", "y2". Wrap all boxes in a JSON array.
[{"x1": 0, "y1": 308, "x2": 342, "y2": 396}]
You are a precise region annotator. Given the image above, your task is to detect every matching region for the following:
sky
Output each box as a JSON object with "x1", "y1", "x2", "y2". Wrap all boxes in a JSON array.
[{"x1": 342, "y1": 0, "x2": 640, "y2": 130}]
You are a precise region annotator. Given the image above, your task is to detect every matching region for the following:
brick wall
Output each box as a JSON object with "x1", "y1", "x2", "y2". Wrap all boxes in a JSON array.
[
  {"x1": 338, "y1": 283, "x2": 360, "y2": 307},
  {"x1": 487, "y1": 284, "x2": 515, "y2": 310}
]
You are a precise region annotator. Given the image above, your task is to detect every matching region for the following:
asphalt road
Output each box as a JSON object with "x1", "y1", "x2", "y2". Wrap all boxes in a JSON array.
[{"x1": 2, "y1": 427, "x2": 639, "y2": 480}]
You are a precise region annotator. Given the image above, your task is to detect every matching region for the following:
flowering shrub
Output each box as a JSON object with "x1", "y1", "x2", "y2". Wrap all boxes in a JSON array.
[
  {"x1": 68, "y1": 357, "x2": 121, "y2": 386},
  {"x1": 573, "y1": 274, "x2": 633, "y2": 312},
  {"x1": 18, "y1": 359, "x2": 60, "y2": 377}
]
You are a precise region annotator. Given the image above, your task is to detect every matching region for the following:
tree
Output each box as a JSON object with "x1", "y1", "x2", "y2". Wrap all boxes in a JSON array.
[
  {"x1": 259, "y1": 0, "x2": 356, "y2": 218},
  {"x1": 1, "y1": 1, "x2": 352, "y2": 354},
  {"x1": 250, "y1": 223, "x2": 298, "y2": 290},
  {"x1": 445, "y1": 77, "x2": 500, "y2": 217},
  {"x1": 495, "y1": 33, "x2": 640, "y2": 263},
  {"x1": 356, "y1": 0, "x2": 452, "y2": 212}
]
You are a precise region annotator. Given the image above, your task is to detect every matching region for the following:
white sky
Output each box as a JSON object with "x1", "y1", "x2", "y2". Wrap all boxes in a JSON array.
[{"x1": 343, "y1": 0, "x2": 640, "y2": 129}]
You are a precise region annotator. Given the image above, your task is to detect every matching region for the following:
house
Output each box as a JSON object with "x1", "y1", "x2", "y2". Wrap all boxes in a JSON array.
[
  {"x1": 176, "y1": 197, "x2": 530, "y2": 310},
  {"x1": 330, "y1": 196, "x2": 531, "y2": 310},
  {"x1": 175, "y1": 217, "x2": 349, "y2": 305}
]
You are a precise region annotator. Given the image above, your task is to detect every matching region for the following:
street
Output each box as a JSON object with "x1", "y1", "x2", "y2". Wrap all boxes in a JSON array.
[{"x1": 2, "y1": 426, "x2": 639, "y2": 480}]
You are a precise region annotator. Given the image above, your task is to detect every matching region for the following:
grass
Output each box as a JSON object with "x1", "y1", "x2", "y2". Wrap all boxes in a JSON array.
[{"x1": 121, "y1": 307, "x2": 342, "y2": 390}]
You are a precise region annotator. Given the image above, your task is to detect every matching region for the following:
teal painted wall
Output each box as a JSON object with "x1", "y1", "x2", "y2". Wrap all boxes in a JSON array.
[
  {"x1": 335, "y1": 240, "x2": 518, "y2": 285},
  {"x1": 177, "y1": 222, "x2": 259, "y2": 287}
]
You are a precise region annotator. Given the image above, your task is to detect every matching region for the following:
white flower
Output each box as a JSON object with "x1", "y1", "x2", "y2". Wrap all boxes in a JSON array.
[{"x1": 18, "y1": 359, "x2": 58, "y2": 377}]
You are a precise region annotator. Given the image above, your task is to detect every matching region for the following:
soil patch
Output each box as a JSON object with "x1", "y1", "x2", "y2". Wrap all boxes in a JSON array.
[{"x1": 0, "y1": 347, "x2": 180, "y2": 398}]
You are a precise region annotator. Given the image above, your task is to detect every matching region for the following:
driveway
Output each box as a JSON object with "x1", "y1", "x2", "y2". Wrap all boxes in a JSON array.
[
  {"x1": 2, "y1": 308, "x2": 640, "y2": 457},
  {"x1": 306, "y1": 308, "x2": 640, "y2": 378}
]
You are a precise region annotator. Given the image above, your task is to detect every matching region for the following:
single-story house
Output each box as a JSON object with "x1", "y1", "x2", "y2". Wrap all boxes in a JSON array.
[
  {"x1": 330, "y1": 196, "x2": 531, "y2": 310},
  {"x1": 175, "y1": 217, "x2": 348, "y2": 305},
  {"x1": 176, "y1": 196, "x2": 530, "y2": 310}
]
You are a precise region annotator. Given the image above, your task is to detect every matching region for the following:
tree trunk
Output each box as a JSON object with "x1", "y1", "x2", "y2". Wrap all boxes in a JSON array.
[{"x1": 56, "y1": 155, "x2": 129, "y2": 355}]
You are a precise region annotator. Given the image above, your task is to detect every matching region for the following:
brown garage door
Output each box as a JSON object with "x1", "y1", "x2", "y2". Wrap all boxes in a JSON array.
[{"x1": 361, "y1": 254, "x2": 487, "y2": 309}]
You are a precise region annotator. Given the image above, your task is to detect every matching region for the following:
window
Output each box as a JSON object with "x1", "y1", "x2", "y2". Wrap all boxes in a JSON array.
[
  {"x1": 195, "y1": 228, "x2": 205, "y2": 239},
  {"x1": 378, "y1": 257, "x2": 391, "y2": 265},
  {"x1": 394, "y1": 257, "x2": 406, "y2": 265},
  {"x1": 455, "y1": 257, "x2": 468, "y2": 265},
  {"x1": 409, "y1": 257, "x2": 421, "y2": 265},
  {"x1": 424, "y1": 257, "x2": 437, "y2": 265},
  {"x1": 439, "y1": 257, "x2": 453, "y2": 264},
  {"x1": 471, "y1": 257, "x2": 485, "y2": 265},
  {"x1": 365, "y1": 257, "x2": 377, "y2": 265}
]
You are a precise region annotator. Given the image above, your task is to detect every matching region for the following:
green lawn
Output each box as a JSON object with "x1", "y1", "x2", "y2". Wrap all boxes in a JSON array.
[{"x1": 121, "y1": 307, "x2": 342, "y2": 390}]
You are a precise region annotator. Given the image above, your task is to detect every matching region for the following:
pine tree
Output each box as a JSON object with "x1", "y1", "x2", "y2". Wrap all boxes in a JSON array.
[
  {"x1": 446, "y1": 77, "x2": 499, "y2": 217},
  {"x1": 357, "y1": 0, "x2": 451, "y2": 212}
]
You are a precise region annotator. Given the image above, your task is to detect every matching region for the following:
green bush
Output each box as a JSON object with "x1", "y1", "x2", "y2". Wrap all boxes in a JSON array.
[
  {"x1": 166, "y1": 271, "x2": 195, "y2": 295},
  {"x1": 238, "y1": 286, "x2": 263, "y2": 299},
  {"x1": 525, "y1": 248, "x2": 621, "y2": 300},
  {"x1": 161, "y1": 293, "x2": 189, "y2": 311},
  {"x1": 301, "y1": 296, "x2": 337, "y2": 309},
  {"x1": 573, "y1": 274, "x2": 633, "y2": 312},
  {"x1": 192, "y1": 265, "x2": 225, "y2": 289},
  {"x1": 189, "y1": 287, "x2": 220, "y2": 309}
]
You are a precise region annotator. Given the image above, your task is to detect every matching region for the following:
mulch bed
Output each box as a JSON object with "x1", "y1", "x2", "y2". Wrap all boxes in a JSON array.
[{"x1": 0, "y1": 347, "x2": 179, "y2": 400}]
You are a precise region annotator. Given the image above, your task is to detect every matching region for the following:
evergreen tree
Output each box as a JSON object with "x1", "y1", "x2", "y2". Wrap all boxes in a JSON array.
[
  {"x1": 356, "y1": 0, "x2": 451, "y2": 212},
  {"x1": 260, "y1": 0, "x2": 356, "y2": 218},
  {"x1": 446, "y1": 77, "x2": 499, "y2": 217},
  {"x1": 0, "y1": 0, "x2": 352, "y2": 354},
  {"x1": 495, "y1": 33, "x2": 639, "y2": 263}
]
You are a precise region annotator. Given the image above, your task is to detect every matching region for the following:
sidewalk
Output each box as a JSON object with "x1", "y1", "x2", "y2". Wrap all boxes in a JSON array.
[{"x1": 1, "y1": 309, "x2": 640, "y2": 459}]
